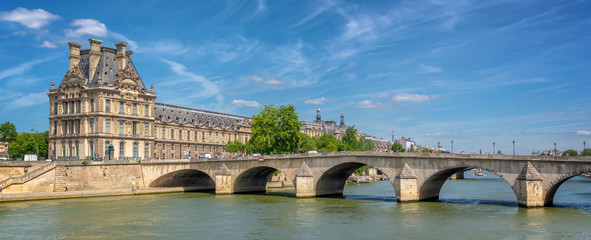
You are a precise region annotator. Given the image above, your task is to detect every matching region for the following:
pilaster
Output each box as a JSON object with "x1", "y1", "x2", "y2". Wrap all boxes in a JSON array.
[
  {"x1": 215, "y1": 163, "x2": 233, "y2": 194},
  {"x1": 394, "y1": 163, "x2": 419, "y2": 202},
  {"x1": 515, "y1": 161, "x2": 544, "y2": 207},
  {"x1": 295, "y1": 162, "x2": 315, "y2": 197}
]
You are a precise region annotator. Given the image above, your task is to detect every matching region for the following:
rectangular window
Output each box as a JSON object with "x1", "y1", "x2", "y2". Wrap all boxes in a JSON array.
[
  {"x1": 208, "y1": 132, "x2": 212, "y2": 142},
  {"x1": 90, "y1": 118, "x2": 94, "y2": 133},
  {"x1": 194, "y1": 131, "x2": 197, "y2": 141},
  {"x1": 53, "y1": 121, "x2": 57, "y2": 135},
  {"x1": 145, "y1": 105, "x2": 149, "y2": 117},
  {"x1": 162, "y1": 127, "x2": 166, "y2": 139},
  {"x1": 216, "y1": 133, "x2": 219, "y2": 143},
  {"x1": 202, "y1": 131, "x2": 205, "y2": 142},
  {"x1": 90, "y1": 99, "x2": 95, "y2": 112},
  {"x1": 171, "y1": 129, "x2": 174, "y2": 139},
  {"x1": 53, "y1": 103, "x2": 58, "y2": 115},
  {"x1": 106, "y1": 100, "x2": 110, "y2": 112},
  {"x1": 64, "y1": 102, "x2": 68, "y2": 114},
  {"x1": 154, "y1": 127, "x2": 157, "y2": 138},
  {"x1": 119, "y1": 120, "x2": 124, "y2": 135},
  {"x1": 77, "y1": 101, "x2": 81, "y2": 113},
  {"x1": 132, "y1": 122, "x2": 137, "y2": 135},
  {"x1": 133, "y1": 103, "x2": 137, "y2": 115},
  {"x1": 222, "y1": 133, "x2": 225, "y2": 143},
  {"x1": 179, "y1": 129, "x2": 182, "y2": 140},
  {"x1": 120, "y1": 102, "x2": 124, "y2": 114},
  {"x1": 145, "y1": 123, "x2": 149, "y2": 136},
  {"x1": 106, "y1": 119, "x2": 110, "y2": 133}
]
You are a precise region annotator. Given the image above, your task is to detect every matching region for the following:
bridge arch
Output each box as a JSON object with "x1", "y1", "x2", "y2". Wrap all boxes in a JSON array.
[
  {"x1": 234, "y1": 166, "x2": 281, "y2": 193},
  {"x1": 315, "y1": 162, "x2": 392, "y2": 197},
  {"x1": 544, "y1": 169, "x2": 591, "y2": 206},
  {"x1": 418, "y1": 165, "x2": 515, "y2": 203},
  {"x1": 149, "y1": 169, "x2": 215, "y2": 191}
]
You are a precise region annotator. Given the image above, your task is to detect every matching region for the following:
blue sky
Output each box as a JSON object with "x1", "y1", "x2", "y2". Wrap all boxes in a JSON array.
[{"x1": 1, "y1": 0, "x2": 590, "y2": 154}]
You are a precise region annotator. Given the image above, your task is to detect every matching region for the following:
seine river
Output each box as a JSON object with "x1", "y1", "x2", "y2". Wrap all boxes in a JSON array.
[{"x1": 1, "y1": 171, "x2": 591, "y2": 239}]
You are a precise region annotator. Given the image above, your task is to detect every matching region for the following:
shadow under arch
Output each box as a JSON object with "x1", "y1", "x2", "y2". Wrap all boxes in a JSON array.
[
  {"x1": 315, "y1": 162, "x2": 389, "y2": 197},
  {"x1": 545, "y1": 170, "x2": 591, "y2": 207},
  {"x1": 234, "y1": 166, "x2": 280, "y2": 194},
  {"x1": 149, "y1": 169, "x2": 215, "y2": 191},
  {"x1": 419, "y1": 166, "x2": 516, "y2": 205}
]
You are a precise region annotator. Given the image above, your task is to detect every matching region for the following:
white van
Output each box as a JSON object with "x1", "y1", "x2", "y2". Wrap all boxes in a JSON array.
[{"x1": 199, "y1": 153, "x2": 212, "y2": 159}]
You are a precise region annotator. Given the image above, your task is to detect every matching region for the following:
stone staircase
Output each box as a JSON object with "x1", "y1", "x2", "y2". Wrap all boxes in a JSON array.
[
  {"x1": 0, "y1": 162, "x2": 57, "y2": 190},
  {"x1": 53, "y1": 166, "x2": 66, "y2": 192}
]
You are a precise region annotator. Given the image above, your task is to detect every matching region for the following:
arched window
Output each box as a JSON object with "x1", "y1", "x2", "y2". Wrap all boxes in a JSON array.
[
  {"x1": 144, "y1": 143, "x2": 149, "y2": 159},
  {"x1": 119, "y1": 142, "x2": 125, "y2": 159},
  {"x1": 133, "y1": 143, "x2": 138, "y2": 159}
]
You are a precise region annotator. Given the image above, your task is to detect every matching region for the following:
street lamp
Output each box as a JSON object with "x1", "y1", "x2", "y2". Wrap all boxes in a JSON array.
[
  {"x1": 513, "y1": 140, "x2": 515, "y2": 155},
  {"x1": 554, "y1": 142, "x2": 557, "y2": 156},
  {"x1": 584, "y1": 141, "x2": 586, "y2": 150},
  {"x1": 493, "y1": 142, "x2": 495, "y2": 155},
  {"x1": 451, "y1": 140, "x2": 454, "y2": 154}
]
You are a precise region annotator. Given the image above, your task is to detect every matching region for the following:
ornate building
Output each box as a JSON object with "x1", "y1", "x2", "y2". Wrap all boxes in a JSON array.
[
  {"x1": 48, "y1": 39, "x2": 251, "y2": 160},
  {"x1": 300, "y1": 107, "x2": 347, "y2": 139}
]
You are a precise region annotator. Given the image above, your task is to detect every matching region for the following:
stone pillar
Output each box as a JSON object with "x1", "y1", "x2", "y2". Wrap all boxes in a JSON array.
[
  {"x1": 67, "y1": 42, "x2": 82, "y2": 72},
  {"x1": 115, "y1": 42, "x2": 127, "y2": 71},
  {"x1": 514, "y1": 162, "x2": 544, "y2": 207},
  {"x1": 394, "y1": 163, "x2": 419, "y2": 202},
  {"x1": 295, "y1": 162, "x2": 315, "y2": 197},
  {"x1": 215, "y1": 163, "x2": 233, "y2": 194},
  {"x1": 450, "y1": 171, "x2": 465, "y2": 180},
  {"x1": 88, "y1": 38, "x2": 102, "y2": 81}
]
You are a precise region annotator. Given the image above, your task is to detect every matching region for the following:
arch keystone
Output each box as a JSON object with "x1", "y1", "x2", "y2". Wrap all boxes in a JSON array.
[
  {"x1": 295, "y1": 162, "x2": 315, "y2": 197},
  {"x1": 515, "y1": 161, "x2": 544, "y2": 207},
  {"x1": 395, "y1": 163, "x2": 419, "y2": 202},
  {"x1": 215, "y1": 163, "x2": 233, "y2": 194}
]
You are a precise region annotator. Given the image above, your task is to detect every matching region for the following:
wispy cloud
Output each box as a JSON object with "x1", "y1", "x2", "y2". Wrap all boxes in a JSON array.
[
  {"x1": 0, "y1": 57, "x2": 56, "y2": 80},
  {"x1": 138, "y1": 40, "x2": 190, "y2": 55},
  {"x1": 0, "y1": 7, "x2": 60, "y2": 29},
  {"x1": 39, "y1": 40, "x2": 57, "y2": 48},
  {"x1": 110, "y1": 32, "x2": 138, "y2": 50},
  {"x1": 288, "y1": 0, "x2": 337, "y2": 29},
  {"x1": 65, "y1": 19, "x2": 108, "y2": 38},
  {"x1": 231, "y1": 99, "x2": 261, "y2": 108},
  {"x1": 304, "y1": 97, "x2": 331, "y2": 105},
  {"x1": 392, "y1": 93, "x2": 435, "y2": 103},
  {"x1": 419, "y1": 64, "x2": 442, "y2": 73},
  {"x1": 5, "y1": 91, "x2": 48, "y2": 109},
  {"x1": 577, "y1": 130, "x2": 591, "y2": 135},
  {"x1": 356, "y1": 100, "x2": 389, "y2": 109},
  {"x1": 247, "y1": 75, "x2": 284, "y2": 89},
  {"x1": 160, "y1": 58, "x2": 220, "y2": 100}
]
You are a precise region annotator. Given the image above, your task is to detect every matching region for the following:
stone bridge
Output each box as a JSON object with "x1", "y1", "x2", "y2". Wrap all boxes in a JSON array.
[{"x1": 2, "y1": 152, "x2": 591, "y2": 207}]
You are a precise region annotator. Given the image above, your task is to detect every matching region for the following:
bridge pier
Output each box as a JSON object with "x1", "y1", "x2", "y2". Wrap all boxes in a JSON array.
[
  {"x1": 295, "y1": 162, "x2": 315, "y2": 197},
  {"x1": 450, "y1": 171, "x2": 465, "y2": 180},
  {"x1": 215, "y1": 164, "x2": 233, "y2": 194},
  {"x1": 394, "y1": 163, "x2": 419, "y2": 202},
  {"x1": 514, "y1": 162, "x2": 544, "y2": 207}
]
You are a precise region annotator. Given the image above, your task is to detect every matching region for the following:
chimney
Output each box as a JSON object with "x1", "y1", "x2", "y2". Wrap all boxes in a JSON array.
[
  {"x1": 88, "y1": 38, "x2": 103, "y2": 81},
  {"x1": 316, "y1": 106, "x2": 321, "y2": 122},
  {"x1": 115, "y1": 42, "x2": 127, "y2": 71},
  {"x1": 340, "y1": 113, "x2": 345, "y2": 126},
  {"x1": 67, "y1": 42, "x2": 82, "y2": 72}
]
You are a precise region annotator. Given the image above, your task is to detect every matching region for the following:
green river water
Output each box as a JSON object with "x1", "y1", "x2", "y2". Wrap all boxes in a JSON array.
[{"x1": 1, "y1": 171, "x2": 590, "y2": 240}]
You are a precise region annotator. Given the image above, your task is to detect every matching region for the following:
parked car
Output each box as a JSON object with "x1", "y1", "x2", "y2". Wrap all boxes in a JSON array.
[
  {"x1": 199, "y1": 153, "x2": 212, "y2": 159},
  {"x1": 306, "y1": 150, "x2": 318, "y2": 154},
  {"x1": 252, "y1": 153, "x2": 261, "y2": 156}
]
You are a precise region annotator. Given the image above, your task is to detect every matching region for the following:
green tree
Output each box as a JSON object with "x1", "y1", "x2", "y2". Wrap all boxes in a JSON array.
[
  {"x1": 249, "y1": 104, "x2": 302, "y2": 155},
  {"x1": 391, "y1": 142, "x2": 406, "y2": 152},
  {"x1": 342, "y1": 126, "x2": 359, "y2": 151},
  {"x1": 359, "y1": 137, "x2": 375, "y2": 152},
  {"x1": 0, "y1": 121, "x2": 18, "y2": 142},
  {"x1": 224, "y1": 140, "x2": 245, "y2": 153},
  {"x1": 298, "y1": 133, "x2": 317, "y2": 153},
  {"x1": 8, "y1": 133, "x2": 36, "y2": 159},
  {"x1": 317, "y1": 134, "x2": 341, "y2": 152},
  {"x1": 421, "y1": 148, "x2": 430, "y2": 153},
  {"x1": 322, "y1": 143, "x2": 338, "y2": 152},
  {"x1": 582, "y1": 148, "x2": 591, "y2": 156},
  {"x1": 563, "y1": 149, "x2": 579, "y2": 156}
]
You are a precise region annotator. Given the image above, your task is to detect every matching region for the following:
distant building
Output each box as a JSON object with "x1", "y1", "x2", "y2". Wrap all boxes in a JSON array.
[
  {"x1": 48, "y1": 39, "x2": 252, "y2": 160},
  {"x1": 0, "y1": 141, "x2": 8, "y2": 159},
  {"x1": 300, "y1": 107, "x2": 347, "y2": 139},
  {"x1": 395, "y1": 136, "x2": 416, "y2": 151}
]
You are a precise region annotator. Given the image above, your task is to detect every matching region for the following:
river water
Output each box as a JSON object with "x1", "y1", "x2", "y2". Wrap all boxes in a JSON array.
[{"x1": 1, "y1": 171, "x2": 591, "y2": 239}]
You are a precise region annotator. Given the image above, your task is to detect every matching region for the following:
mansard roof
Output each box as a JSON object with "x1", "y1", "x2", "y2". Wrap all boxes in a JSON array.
[
  {"x1": 59, "y1": 46, "x2": 147, "y2": 91},
  {"x1": 154, "y1": 103, "x2": 250, "y2": 130}
]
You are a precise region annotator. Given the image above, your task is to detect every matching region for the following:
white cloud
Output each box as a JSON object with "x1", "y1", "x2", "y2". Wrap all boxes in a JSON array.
[
  {"x1": 65, "y1": 19, "x2": 108, "y2": 38},
  {"x1": 0, "y1": 7, "x2": 60, "y2": 29},
  {"x1": 5, "y1": 91, "x2": 48, "y2": 109},
  {"x1": 356, "y1": 100, "x2": 386, "y2": 109},
  {"x1": 247, "y1": 75, "x2": 285, "y2": 88},
  {"x1": 304, "y1": 97, "x2": 331, "y2": 105},
  {"x1": 577, "y1": 130, "x2": 591, "y2": 135},
  {"x1": 138, "y1": 40, "x2": 190, "y2": 55},
  {"x1": 231, "y1": 99, "x2": 261, "y2": 108},
  {"x1": 160, "y1": 58, "x2": 220, "y2": 99},
  {"x1": 39, "y1": 40, "x2": 57, "y2": 48},
  {"x1": 392, "y1": 93, "x2": 432, "y2": 103},
  {"x1": 110, "y1": 32, "x2": 138, "y2": 50},
  {"x1": 419, "y1": 64, "x2": 442, "y2": 73},
  {"x1": 553, "y1": 112, "x2": 567, "y2": 116},
  {"x1": 0, "y1": 57, "x2": 55, "y2": 80}
]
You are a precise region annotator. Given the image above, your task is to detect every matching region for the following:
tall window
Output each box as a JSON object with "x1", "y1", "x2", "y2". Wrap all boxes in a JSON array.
[
  {"x1": 90, "y1": 118, "x2": 94, "y2": 133},
  {"x1": 194, "y1": 131, "x2": 197, "y2": 141},
  {"x1": 133, "y1": 143, "x2": 138, "y2": 159},
  {"x1": 75, "y1": 142, "x2": 79, "y2": 158},
  {"x1": 133, "y1": 103, "x2": 137, "y2": 115},
  {"x1": 179, "y1": 129, "x2": 182, "y2": 140},
  {"x1": 106, "y1": 119, "x2": 110, "y2": 133},
  {"x1": 144, "y1": 123, "x2": 149, "y2": 136},
  {"x1": 222, "y1": 133, "x2": 225, "y2": 143},
  {"x1": 208, "y1": 132, "x2": 212, "y2": 142},
  {"x1": 64, "y1": 102, "x2": 68, "y2": 114},
  {"x1": 154, "y1": 127, "x2": 157, "y2": 138},
  {"x1": 145, "y1": 105, "x2": 149, "y2": 116},
  {"x1": 132, "y1": 122, "x2": 137, "y2": 135},
  {"x1": 90, "y1": 99, "x2": 95, "y2": 112},
  {"x1": 216, "y1": 133, "x2": 219, "y2": 143},
  {"x1": 77, "y1": 101, "x2": 81, "y2": 113},
  {"x1": 54, "y1": 103, "x2": 58, "y2": 115},
  {"x1": 119, "y1": 120, "x2": 124, "y2": 135},
  {"x1": 202, "y1": 131, "x2": 205, "y2": 142},
  {"x1": 106, "y1": 100, "x2": 111, "y2": 112},
  {"x1": 53, "y1": 121, "x2": 57, "y2": 135},
  {"x1": 69, "y1": 142, "x2": 72, "y2": 157},
  {"x1": 119, "y1": 102, "x2": 124, "y2": 114},
  {"x1": 171, "y1": 128, "x2": 174, "y2": 139},
  {"x1": 144, "y1": 143, "x2": 149, "y2": 159},
  {"x1": 162, "y1": 127, "x2": 166, "y2": 139},
  {"x1": 119, "y1": 142, "x2": 124, "y2": 159},
  {"x1": 90, "y1": 142, "x2": 94, "y2": 157}
]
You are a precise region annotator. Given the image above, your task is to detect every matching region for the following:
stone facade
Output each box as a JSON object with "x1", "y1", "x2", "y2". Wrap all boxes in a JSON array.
[{"x1": 48, "y1": 39, "x2": 251, "y2": 160}]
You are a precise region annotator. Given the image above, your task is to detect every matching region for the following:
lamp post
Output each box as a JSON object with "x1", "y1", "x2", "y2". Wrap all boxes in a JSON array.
[
  {"x1": 554, "y1": 142, "x2": 557, "y2": 156},
  {"x1": 451, "y1": 140, "x2": 454, "y2": 154},
  {"x1": 584, "y1": 141, "x2": 586, "y2": 150},
  {"x1": 30, "y1": 129, "x2": 39, "y2": 158},
  {"x1": 513, "y1": 140, "x2": 515, "y2": 155},
  {"x1": 493, "y1": 142, "x2": 495, "y2": 155}
]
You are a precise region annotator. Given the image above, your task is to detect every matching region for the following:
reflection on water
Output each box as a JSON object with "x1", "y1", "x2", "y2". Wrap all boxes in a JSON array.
[{"x1": 0, "y1": 174, "x2": 590, "y2": 239}]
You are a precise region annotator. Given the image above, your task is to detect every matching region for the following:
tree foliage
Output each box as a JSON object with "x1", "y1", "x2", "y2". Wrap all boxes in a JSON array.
[
  {"x1": 224, "y1": 140, "x2": 245, "y2": 153},
  {"x1": 563, "y1": 149, "x2": 579, "y2": 156},
  {"x1": 7, "y1": 131, "x2": 48, "y2": 159},
  {"x1": 0, "y1": 121, "x2": 17, "y2": 142},
  {"x1": 391, "y1": 142, "x2": 406, "y2": 152},
  {"x1": 249, "y1": 104, "x2": 302, "y2": 155},
  {"x1": 582, "y1": 148, "x2": 591, "y2": 156},
  {"x1": 298, "y1": 133, "x2": 317, "y2": 153}
]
